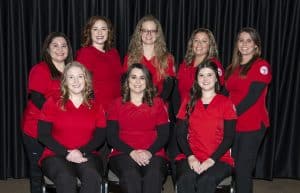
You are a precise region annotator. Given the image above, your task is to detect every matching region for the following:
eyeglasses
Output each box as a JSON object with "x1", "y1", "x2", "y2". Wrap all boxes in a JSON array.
[{"x1": 140, "y1": 29, "x2": 158, "y2": 35}]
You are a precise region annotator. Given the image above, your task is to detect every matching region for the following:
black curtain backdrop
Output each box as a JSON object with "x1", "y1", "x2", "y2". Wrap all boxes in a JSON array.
[{"x1": 0, "y1": 0, "x2": 299, "y2": 180}]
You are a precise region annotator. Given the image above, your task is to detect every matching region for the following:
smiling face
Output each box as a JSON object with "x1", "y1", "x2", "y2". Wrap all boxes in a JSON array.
[
  {"x1": 48, "y1": 37, "x2": 68, "y2": 64},
  {"x1": 128, "y1": 68, "x2": 147, "y2": 95},
  {"x1": 197, "y1": 67, "x2": 218, "y2": 92},
  {"x1": 91, "y1": 19, "x2": 109, "y2": 49},
  {"x1": 140, "y1": 20, "x2": 158, "y2": 45},
  {"x1": 237, "y1": 32, "x2": 258, "y2": 58},
  {"x1": 192, "y1": 32, "x2": 210, "y2": 57},
  {"x1": 66, "y1": 66, "x2": 85, "y2": 97}
]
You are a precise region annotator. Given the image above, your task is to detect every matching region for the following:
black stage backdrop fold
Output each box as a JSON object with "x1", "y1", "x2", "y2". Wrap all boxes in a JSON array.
[{"x1": 0, "y1": 0, "x2": 299, "y2": 180}]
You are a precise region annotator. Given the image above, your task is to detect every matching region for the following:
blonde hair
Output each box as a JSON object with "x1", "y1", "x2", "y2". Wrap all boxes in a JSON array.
[
  {"x1": 127, "y1": 15, "x2": 171, "y2": 80},
  {"x1": 184, "y1": 28, "x2": 218, "y2": 66},
  {"x1": 60, "y1": 61, "x2": 93, "y2": 109}
]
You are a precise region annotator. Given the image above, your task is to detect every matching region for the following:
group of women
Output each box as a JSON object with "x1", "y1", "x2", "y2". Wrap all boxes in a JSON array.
[{"x1": 21, "y1": 14, "x2": 272, "y2": 193}]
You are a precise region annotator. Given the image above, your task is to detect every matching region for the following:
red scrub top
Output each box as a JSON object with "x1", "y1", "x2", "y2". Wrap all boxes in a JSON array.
[
  {"x1": 123, "y1": 55, "x2": 175, "y2": 94},
  {"x1": 177, "y1": 58, "x2": 224, "y2": 103},
  {"x1": 108, "y1": 97, "x2": 169, "y2": 158},
  {"x1": 225, "y1": 58, "x2": 272, "y2": 132},
  {"x1": 39, "y1": 97, "x2": 106, "y2": 163},
  {"x1": 177, "y1": 95, "x2": 237, "y2": 166},
  {"x1": 22, "y1": 61, "x2": 61, "y2": 138},
  {"x1": 76, "y1": 46, "x2": 123, "y2": 111}
]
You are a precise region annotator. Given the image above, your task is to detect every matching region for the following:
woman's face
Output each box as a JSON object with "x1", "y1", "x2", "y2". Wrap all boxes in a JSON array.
[
  {"x1": 91, "y1": 19, "x2": 109, "y2": 47},
  {"x1": 140, "y1": 21, "x2": 158, "y2": 45},
  {"x1": 192, "y1": 32, "x2": 210, "y2": 57},
  {"x1": 48, "y1": 37, "x2": 68, "y2": 64},
  {"x1": 237, "y1": 32, "x2": 257, "y2": 57},
  {"x1": 66, "y1": 66, "x2": 85, "y2": 96},
  {"x1": 128, "y1": 68, "x2": 146, "y2": 95},
  {"x1": 197, "y1": 67, "x2": 217, "y2": 92}
]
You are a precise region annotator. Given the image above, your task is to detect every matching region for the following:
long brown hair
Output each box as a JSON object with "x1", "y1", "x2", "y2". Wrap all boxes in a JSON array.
[
  {"x1": 127, "y1": 15, "x2": 172, "y2": 80},
  {"x1": 81, "y1": 16, "x2": 115, "y2": 51},
  {"x1": 122, "y1": 63, "x2": 157, "y2": 106},
  {"x1": 225, "y1": 27, "x2": 261, "y2": 79},
  {"x1": 41, "y1": 32, "x2": 73, "y2": 79},
  {"x1": 184, "y1": 28, "x2": 219, "y2": 66},
  {"x1": 186, "y1": 61, "x2": 220, "y2": 119},
  {"x1": 60, "y1": 61, "x2": 93, "y2": 109}
]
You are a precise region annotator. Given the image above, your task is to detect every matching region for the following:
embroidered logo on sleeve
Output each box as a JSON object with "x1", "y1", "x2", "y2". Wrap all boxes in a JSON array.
[{"x1": 260, "y1": 66, "x2": 269, "y2": 75}]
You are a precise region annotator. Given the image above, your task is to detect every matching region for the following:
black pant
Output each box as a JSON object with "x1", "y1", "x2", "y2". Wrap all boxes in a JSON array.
[
  {"x1": 176, "y1": 159, "x2": 232, "y2": 193},
  {"x1": 22, "y1": 133, "x2": 44, "y2": 193},
  {"x1": 232, "y1": 126, "x2": 267, "y2": 193},
  {"x1": 109, "y1": 154, "x2": 168, "y2": 193},
  {"x1": 42, "y1": 154, "x2": 103, "y2": 193}
]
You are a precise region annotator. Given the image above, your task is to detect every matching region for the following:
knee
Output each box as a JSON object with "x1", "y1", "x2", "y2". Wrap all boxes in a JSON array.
[
  {"x1": 176, "y1": 171, "x2": 194, "y2": 185},
  {"x1": 81, "y1": 168, "x2": 102, "y2": 183},
  {"x1": 196, "y1": 174, "x2": 217, "y2": 187},
  {"x1": 55, "y1": 173, "x2": 77, "y2": 187}
]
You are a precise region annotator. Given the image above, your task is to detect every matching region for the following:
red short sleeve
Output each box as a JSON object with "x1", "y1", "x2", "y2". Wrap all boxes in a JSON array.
[
  {"x1": 75, "y1": 47, "x2": 94, "y2": 70},
  {"x1": 177, "y1": 97, "x2": 189, "y2": 119},
  {"x1": 40, "y1": 97, "x2": 57, "y2": 122},
  {"x1": 154, "y1": 98, "x2": 169, "y2": 125},
  {"x1": 123, "y1": 55, "x2": 129, "y2": 72},
  {"x1": 28, "y1": 64, "x2": 52, "y2": 94},
  {"x1": 223, "y1": 98, "x2": 237, "y2": 120},
  {"x1": 107, "y1": 98, "x2": 121, "y2": 120},
  {"x1": 95, "y1": 103, "x2": 107, "y2": 128},
  {"x1": 167, "y1": 54, "x2": 176, "y2": 76},
  {"x1": 249, "y1": 59, "x2": 272, "y2": 84}
]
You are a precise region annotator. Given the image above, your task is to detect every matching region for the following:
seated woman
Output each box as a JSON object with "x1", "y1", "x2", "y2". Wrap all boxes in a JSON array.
[
  {"x1": 107, "y1": 63, "x2": 169, "y2": 193},
  {"x1": 176, "y1": 61, "x2": 237, "y2": 193},
  {"x1": 37, "y1": 61, "x2": 106, "y2": 193}
]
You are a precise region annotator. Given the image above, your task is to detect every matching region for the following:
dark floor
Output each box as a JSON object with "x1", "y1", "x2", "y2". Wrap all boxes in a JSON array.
[{"x1": 0, "y1": 177, "x2": 300, "y2": 193}]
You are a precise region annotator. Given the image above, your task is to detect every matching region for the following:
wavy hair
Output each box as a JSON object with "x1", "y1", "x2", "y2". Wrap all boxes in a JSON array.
[
  {"x1": 81, "y1": 16, "x2": 115, "y2": 50},
  {"x1": 122, "y1": 63, "x2": 157, "y2": 106},
  {"x1": 127, "y1": 15, "x2": 170, "y2": 79},
  {"x1": 225, "y1": 27, "x2": 261, "y2": 79},
  {"x1": 186, "y1": 60, "x2": 220, "y2": 119},
  {"x1": 41, "y1": 32, "x2": 73, "y2": 79},
  {"x1": 60, "y1": 61, "x2": 93, "y2": 110},
  {"x1": 184, "y1": 28, "x2": 219, "y2": 66}
]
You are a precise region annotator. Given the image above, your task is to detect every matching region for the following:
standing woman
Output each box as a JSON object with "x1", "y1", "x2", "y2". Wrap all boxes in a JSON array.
[
  {"x1": 38, "y1": 62, "x2": 106, "y2": 193},
  {"x1": 176, "y1": 61, "x2": 237, "y2": 193},
  {"x1": 225, "y1": 27, "x2": 272, "y2": 193},
  {"x1": 107, "y1": 63, "x2": 169, "y2": 193},
  {"x1": 177, "y1": 28, "x2": 225, "y2": 103},
  {"x1": 76, "y1": 16, "x2": 122, "y2": 111},
  {"x1": 123, "y1": 15, "x2": 176, "y2": 101},
  {"x1": 22, "y1": 32, "x2": 72, "y2": 193}
]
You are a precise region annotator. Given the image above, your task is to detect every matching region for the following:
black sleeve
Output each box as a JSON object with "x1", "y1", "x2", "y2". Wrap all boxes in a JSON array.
[
  {"x1": 171, "y1": 78, "x2": 181, "y2": 116},
  {"x1": 29, "y1": 90, "x2": 46, "y2": 109},
  {"x1": 107, "y1": 120, "x2": 134, "y2": 155},
  {"x1": 37, "y1": 120, "x2": 68, "y2": 156},
  {"x1": 211, "y1": 120, "x2": 236, "y2": 161},
  {"x1": 79, "y1": 127, "x2": 106, "y2": 155},
  {"x1": 236, "y1": 82, "x2": 266, "y2": 116},
  {"x1": 160, "y1": 76, "x2": 174, "y2": 101},
  {"x1": 176, "y1": 119, "x2": 193, "y2": 157},
  {"x1": 147, "y1": 123, "x2": 169, "y2": 154}
]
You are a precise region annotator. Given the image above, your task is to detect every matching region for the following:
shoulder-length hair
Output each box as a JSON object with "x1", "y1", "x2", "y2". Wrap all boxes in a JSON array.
[
  {"x1": 81, "y1": 16, "x2": 115, "y2": 50},
  {"x1": 122, "y1": 63, "x2": 157, "y2": 106},
  {"x1": 186, "y1": 60, "x2": 220, "y2": 119},
  {"x1": 127, "y1": 15, "x2": 170, "y2": 79},
  {"x1": 41, "y1": 32, "x2": 73, "y2": 79},
  {"x1": 60, "y1": 61, "x2": 93, "y2": 110},
  {"x1": 184, "y1": 28, "x2": 219, "y2": 66},
  {"x1": 225, "y1": 27, "x2": 261, "y2": 79}
]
